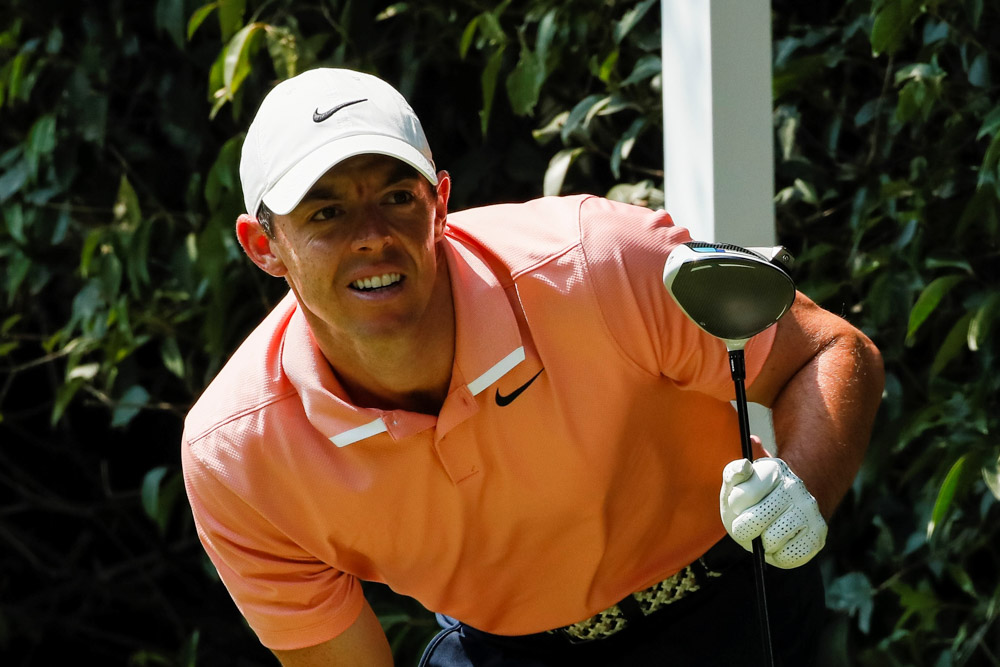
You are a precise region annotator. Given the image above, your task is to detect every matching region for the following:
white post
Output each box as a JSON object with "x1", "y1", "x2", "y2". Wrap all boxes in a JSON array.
[
  {"x1": 661, "y1": 0, "x2": 775, "y2": 245},
  {"x1": 661, "y1": 0, "x2": 778, "y2": 448}
]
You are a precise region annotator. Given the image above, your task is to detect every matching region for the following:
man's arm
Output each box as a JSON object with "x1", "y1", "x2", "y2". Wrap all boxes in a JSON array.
[
  {"x1": 746, "y1": 291, "x2": 884, "y2": 518},
  {"x1": 271, "y1": 601, "x2": 394, "y2": 667}
]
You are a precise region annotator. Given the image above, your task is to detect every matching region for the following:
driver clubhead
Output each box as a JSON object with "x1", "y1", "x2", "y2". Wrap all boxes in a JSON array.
[{"x1": 663, "y1": 242, "x2": 796, "y2": 348}]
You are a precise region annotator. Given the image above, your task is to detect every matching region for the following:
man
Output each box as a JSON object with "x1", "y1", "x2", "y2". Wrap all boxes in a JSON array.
[{"x1": 181, "y1": 68, "x2": 883, "y2": 666}]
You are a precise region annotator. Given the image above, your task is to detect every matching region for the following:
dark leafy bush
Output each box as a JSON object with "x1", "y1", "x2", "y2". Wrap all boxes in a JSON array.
[{"x1": 1, "y1": 1, "x2": 997, "y2": 665}]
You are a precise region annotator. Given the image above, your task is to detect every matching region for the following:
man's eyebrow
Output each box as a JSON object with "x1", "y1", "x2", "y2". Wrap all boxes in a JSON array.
[
  {"x1": 385, "y1": 162, "x2": 422, "y2": 185},
  {"x1": 299, "y1": 184, "x2": 340, "y2": 204},
  {"x1": 298, "y1": 161, "x2": 422, "y2": 206}
]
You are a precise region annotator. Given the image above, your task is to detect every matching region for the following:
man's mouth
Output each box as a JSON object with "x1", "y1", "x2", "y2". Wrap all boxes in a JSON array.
[{"x1": 350, "y1": 273, "x2": 403, "y2": 291}]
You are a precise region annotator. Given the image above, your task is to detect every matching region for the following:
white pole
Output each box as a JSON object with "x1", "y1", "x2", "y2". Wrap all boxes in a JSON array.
[
  {"x1": 661, "y1": 0, "x2": 778, "y2": 448},
  {"x1": 661, "y1": 0, "x2": 775, "y2": 245}
]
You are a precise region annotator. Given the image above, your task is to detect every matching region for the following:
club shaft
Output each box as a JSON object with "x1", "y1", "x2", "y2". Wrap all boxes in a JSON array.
[{"x1": 729, "y1": 349, "x2": 775, "y2": 667}]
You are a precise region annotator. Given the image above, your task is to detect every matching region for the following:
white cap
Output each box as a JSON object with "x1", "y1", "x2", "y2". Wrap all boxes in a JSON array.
[{"x1": 239, "y1": 68, "x2": 438, "y2": 216}]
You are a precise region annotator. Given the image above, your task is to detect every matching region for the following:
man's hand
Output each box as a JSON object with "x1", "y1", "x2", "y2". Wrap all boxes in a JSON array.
[{"x1": 720, "y1": 457, "x2": 827, "y2": 569}]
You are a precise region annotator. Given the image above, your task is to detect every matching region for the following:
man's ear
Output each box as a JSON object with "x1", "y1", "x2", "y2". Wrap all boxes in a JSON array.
[
  {"x1": 235, "y1": 214, "x2": 287, "y2": 277},
  {"x1": 433, "y1": 171, "x2": 451, "y2": 240}
]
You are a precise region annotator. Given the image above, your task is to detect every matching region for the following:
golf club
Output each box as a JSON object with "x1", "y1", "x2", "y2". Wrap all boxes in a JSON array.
[{"x1": 662, "y1": 241, "x2": 797, "y2": 667}]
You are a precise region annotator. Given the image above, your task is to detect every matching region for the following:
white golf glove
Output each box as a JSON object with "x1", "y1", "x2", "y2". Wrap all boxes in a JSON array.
[{"x1": 720, "y1": 457, "x2": 827, "y2": 569}]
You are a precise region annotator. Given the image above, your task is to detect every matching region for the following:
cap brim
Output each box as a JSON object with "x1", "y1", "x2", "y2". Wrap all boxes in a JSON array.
[{"x1": 262, "y1": 135, "x2": 438, "y2": 215}]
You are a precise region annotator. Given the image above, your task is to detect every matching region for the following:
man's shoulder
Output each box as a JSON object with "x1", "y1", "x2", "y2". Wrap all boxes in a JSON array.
[
  {"x1": 446, "y1": 195, "x2": 591, "y2": 260},
  {"x1": 183, "y1": 292, "x2": 299, "y2": 446},
  {"x1": 445, "y1": 194, "x2": 683, "y2": 277}
]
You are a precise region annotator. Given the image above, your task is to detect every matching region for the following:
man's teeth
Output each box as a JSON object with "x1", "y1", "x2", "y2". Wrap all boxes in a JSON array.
[{"x1": 351, "y1": 273, "x2": 402, "y2": 290}]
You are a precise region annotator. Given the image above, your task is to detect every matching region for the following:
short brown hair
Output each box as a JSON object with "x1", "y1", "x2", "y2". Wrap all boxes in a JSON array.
[{"x1": 256, "y1": 202, "x2": 275, "y2": 239}]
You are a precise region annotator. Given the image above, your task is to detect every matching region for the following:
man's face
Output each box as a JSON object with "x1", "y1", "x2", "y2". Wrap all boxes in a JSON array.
[{"x1": 263, "y1": 154, "x2": 451, "y2": 346}]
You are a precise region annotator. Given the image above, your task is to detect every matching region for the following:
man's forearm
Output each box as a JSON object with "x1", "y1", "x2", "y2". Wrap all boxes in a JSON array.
[{"x1": 769, "y1": 329, "x2": 884, "y2": 519}]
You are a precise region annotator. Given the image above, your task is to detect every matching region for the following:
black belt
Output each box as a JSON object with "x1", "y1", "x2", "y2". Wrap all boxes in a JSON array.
[{"x1": 550, "y1": 538, "x2": 748, "y2": 644}]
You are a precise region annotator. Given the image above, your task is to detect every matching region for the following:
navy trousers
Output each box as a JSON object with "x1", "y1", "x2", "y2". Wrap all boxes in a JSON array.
[{"x1": 418, "y1": 547, "x2": 826, "y2": 666}]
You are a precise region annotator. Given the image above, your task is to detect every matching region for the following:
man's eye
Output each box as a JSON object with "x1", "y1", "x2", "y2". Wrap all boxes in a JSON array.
[
  {"x1": 312, "y1": 206, "x2": 342, "y2": 221},
  {"x1": 387, "y1": 191, "x2": 415, "y2": 205}
]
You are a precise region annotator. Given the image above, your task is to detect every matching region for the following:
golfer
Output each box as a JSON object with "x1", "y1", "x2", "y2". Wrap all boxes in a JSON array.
[{"x1": 181, "y1": 68, "x2": 883, "y2": 666}]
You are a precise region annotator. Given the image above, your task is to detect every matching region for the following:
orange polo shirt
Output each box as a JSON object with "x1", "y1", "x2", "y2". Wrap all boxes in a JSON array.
[{"x1": 181, "y1": 195, "x2": 776, "y2": 650}]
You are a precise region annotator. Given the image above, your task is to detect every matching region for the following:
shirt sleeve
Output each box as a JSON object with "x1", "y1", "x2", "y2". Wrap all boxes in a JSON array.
[
  {"x1": 181, "y1": 436, "x2": 365, "y2": 651},
  {"x1": 578, "y1": 196, "x2": 777, "y2": 401}
]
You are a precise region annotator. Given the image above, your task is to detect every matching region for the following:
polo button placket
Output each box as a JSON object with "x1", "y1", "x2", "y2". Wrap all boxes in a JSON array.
[{"x1": 433, "y1": 385, "x2": 483, "y2": 484}]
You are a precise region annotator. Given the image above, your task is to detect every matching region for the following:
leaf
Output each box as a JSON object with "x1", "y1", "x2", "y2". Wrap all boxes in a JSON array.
[
  {"x1": 221, "y1": 22, "x2": 263, "y2": 100},
  {"x1": 376, "y1": 3, "x2": 408, "y2": 21},
  {"x1": 890, "y1": 579, "x2": 940, "y2": 632},
  {"x1": 968, "y1": 292, "x2": 1000, "y2": 351},
  {"x1": 870, "y1": 0, "x2": 920, "y2": 56},
  {"x1": 114, "y1": 175, "x2": 141, "y2": 227},
  {"x1": 826, "y1": 572, "x2": 875, "y2": 634},
  {"x1": 142, "y1": 466, "x2": 169, "y2": 522},
  {"x1": 930, "y1": 311, "x2": 973, "y2": 377},
  {"x1": 1, "y1": 314, "x2": 22, "y2": 335},
  {"x1": 265, "y1": 25, "x2": 298, "y2": 80},
  {"x1": 773, "y1": 54, "x2": 828, "y2": 100},
  {"x1": 111, "y1": 384, "x2": 150, "y2": 428},
  {"x1": 479, "y1": 46, "x2": 506, "y2": 136},
  {"x1": 922, "y1": 19, "x2": 948, "y2": 45},
  {"x1": 477, "y1": 4, "x2": 509, "y2": 45},
  {"x1": 906, "y1": 275, "x2": 964, "y2": 344},
  {"x1": 459, "y1": 16, "x2": 480, "y2": 59},
  {"x1": 983, "y1": 452, "x2": 1000, "y2": 501},
  {"x1": 561, "y1": 94, "x2": 604, "y2": 142},
  {"x1": 606, "y1": 180, "x2": 662, "y2": 208},
  {"x1": 854, "y1": 99, "x2": 879, "y2": 127},
  {"x1": 535, "y1": 9, "x2": 557, "y2": 65},
  {"x1": 978, "y1": 131, "x2": 1000, "y2": 193},
  {"x1": 217, "y1": 0, "x2": 246, "y2": 43},
  {"x1": 595, "y1": 49, "x2": 619, "y2": 84},
  {"x1": 100, "y1": 251, "x2": 123, "y2": 302},
  {"x1": 67, "y1": 362, "x2": 100, "y2": 381},
  {"x1": 613, "y1": 0, "x2": 658, "y2": 44},
  {"x1": 4, "y1": 202, "x2": 26, "y2": 244},
  {"x1": 155, "y1": 0, "x2": 187, "y2": 50},
  {"x1": 947, "y1": 564, "x2": 977, "y2": 598},
  {"x1": 968, "y1": 52, "x2": 990, "y2": 88},
  {"x1": 927, "y1": 455, "x2": 966, "y2": 539},
  {"x1": 204, "y1": 135, "x2": 242, "y2": 209},
  {"x1": 543, "y1": 147, "x2": 583, "y2": 196},
  {"x1": 610, "y1": 117, "x2": 646, "y2": 179},
  {"x1": 531, "y1": 111, "x2": 568, "y2": 145},
  {"x1": 506, "y1": 41, "x2": 544, "y2": 116},
  {"x1": 968, "y1": 0, "x2": 983, "y2": 29},
  {"x1": 25, "y1": 113, "x2": 56, "y2": 177},
  {"x1": 126, "y1": 218, "x2": 153, "y2": 295},
  {"x1": 51, "y1": 378, "x2": 84, "y2": 426},
  {"x1": 160, "y1": 337, "x2": 185, "y2": 379},
  {"x1": 187, "y1": 3, "x2": 218, "y2": 40},
  {"x1": 621, "y1": 54, "x2": 662, "y2": 87},
  {"x1": 0, "y1": 159, "x2": 29, "y2": 203},
  {"x1": 976, "y1": 106, "x2": 1000, "y2": 141},
  {"x1": 141, "y1": 466, "x2": 183, "y2": 533}
]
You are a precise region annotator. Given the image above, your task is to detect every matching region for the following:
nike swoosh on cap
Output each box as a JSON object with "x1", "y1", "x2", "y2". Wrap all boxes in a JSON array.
[
  {"x1": 495, "y1": 368, "x2": 544, "y2": 407},
  {"x1": 313, "y1": 98, "x2": 368, "y2": 123}
]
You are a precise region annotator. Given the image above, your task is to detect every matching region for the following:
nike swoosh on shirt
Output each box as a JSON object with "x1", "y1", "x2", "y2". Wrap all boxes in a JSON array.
[
  {"x1": 495, "y1": 368, "x2": 544, "y2": 407},
  {"x1": 313, "y1": 98, "x2": 367, "y2": 122}
]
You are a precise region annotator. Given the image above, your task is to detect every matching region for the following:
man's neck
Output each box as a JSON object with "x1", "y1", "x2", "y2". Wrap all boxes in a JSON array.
[{"x1": 311, "y1": 268, "x2": 456, "y2": 415}]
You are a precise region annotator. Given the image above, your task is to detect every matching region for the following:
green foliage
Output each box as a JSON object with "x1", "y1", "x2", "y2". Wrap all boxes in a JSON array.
[
  {"x1": 773, "y1": 1, "x2": 1000, "y2": 664},
  {"x1": 1, "y1": 0, "x2": 998, "y2": 665}
]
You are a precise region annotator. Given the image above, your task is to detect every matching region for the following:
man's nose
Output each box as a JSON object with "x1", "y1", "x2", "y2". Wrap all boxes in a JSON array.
[{"x1": 350, "y1": 212, "x2": 393, "y2": 252}]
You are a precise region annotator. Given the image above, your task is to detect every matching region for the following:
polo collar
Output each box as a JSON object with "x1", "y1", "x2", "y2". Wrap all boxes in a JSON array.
[{"x1": 282, "y1": 233, "x2": 524, "y2": 447}]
